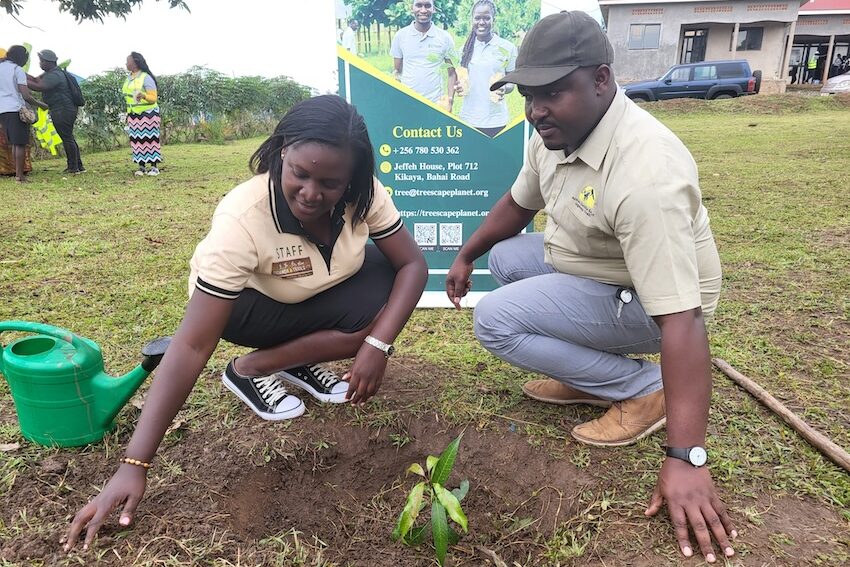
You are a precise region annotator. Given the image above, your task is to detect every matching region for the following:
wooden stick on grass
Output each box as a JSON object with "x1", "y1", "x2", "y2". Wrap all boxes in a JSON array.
[{"x1": 712, "y1": 358, "x2": 850, "y2": 474}]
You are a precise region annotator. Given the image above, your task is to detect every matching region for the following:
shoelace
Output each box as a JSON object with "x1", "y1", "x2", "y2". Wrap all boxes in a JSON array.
[
  {"x1": 307, "y1": 364, "x2": 340, "y2": 389},
  {"x1": 252, "y1": 375, "x2": 290, "y2": 407}
]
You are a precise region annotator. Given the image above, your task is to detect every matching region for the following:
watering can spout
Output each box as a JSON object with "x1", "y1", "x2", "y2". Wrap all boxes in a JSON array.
[{"x1": 94, "y1": 336, "x2": 171, "y2": 427}]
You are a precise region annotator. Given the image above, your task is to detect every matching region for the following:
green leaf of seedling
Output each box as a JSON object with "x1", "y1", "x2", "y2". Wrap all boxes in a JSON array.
[
  {"x1": 426, "y1": 455, "x2": 439, "y2": 474},
  {"x1": 405, "y1": 524, "x2": 429, "y2": 546},
  {"x1": 432, "y1": 434, "x2": 462, "y2": 487},
  {"x1": 407, "y1": 462, "x2": 426, "y2": 477},
  {"x1": 451, "y1": 479, "x2": 470, "y2": 502},
  {"x1": 432, "y1": 501, "x2": 448, "y2": 566},
  {"x1": 392, "y1": 481, "x2": 426, "y2": 542},
  {"x1": 447, "y1": 525, "x2": 460, "y2": 546},
  {"x1": 434, "y1": 483, "x2": 468, "y2": 533}
]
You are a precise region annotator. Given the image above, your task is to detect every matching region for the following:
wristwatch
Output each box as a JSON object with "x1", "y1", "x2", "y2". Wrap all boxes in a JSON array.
[
  {"x1": 364, "y1": 335, "x2": 395, "y2": 358},
  {"x1": 665, "y1": 446, "x2": 708, "y2": 467}
]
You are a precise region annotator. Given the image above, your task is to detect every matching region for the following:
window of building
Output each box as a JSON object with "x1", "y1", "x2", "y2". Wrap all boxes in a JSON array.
[
  {"x1": 693, "y1": 65, "x2": 718, "y2": 80},
  {"x1": 734, "y1": 27, "x2": 763, "y2": 51},
  {"x1": 629, "y1": 24, "x2": 661, "y2": 49}
]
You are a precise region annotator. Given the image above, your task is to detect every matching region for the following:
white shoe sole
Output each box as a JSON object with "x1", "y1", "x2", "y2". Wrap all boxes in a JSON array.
[
  {"x1": 571, "y1": 416, "x2": 667, "y2": 447},
  {"x1": 221, "y1": 373, "x2": 305, "y2": 421},
  {"x1": 275, "y1": 370, "x2": 349, "y2": 404}
]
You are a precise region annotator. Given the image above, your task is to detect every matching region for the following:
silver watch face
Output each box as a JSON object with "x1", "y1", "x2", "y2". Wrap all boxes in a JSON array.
[{"x1": 688, "y1": 446, "x2": 708, "y2": 467}]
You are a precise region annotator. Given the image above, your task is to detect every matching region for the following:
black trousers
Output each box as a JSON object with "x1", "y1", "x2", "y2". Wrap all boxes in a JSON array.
[
  {"x1": 221, "y1": 245, "x2": 397, "y2": 350},
  {"x1": 51, "y1": 108, "x2": 83, "y2": 172}
]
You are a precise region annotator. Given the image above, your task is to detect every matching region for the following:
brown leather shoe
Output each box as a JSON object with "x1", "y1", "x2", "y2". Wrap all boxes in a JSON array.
[
  {"x1": 571, "y1": 389, "x2": 666, "y2": 447},
  {"x1": 522, "y1": 379, "x2": 612, "y2": 408}
]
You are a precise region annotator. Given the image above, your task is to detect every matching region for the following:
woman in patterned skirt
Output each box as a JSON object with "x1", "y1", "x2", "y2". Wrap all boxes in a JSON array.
[{"x1": 122, "y1": 52, "x2": 162, "y2": 176}]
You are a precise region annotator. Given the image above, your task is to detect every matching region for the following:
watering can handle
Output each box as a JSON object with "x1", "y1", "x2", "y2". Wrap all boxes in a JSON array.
[{"x1": 0, "y1": 320, "x2": 98, "y2": 359}]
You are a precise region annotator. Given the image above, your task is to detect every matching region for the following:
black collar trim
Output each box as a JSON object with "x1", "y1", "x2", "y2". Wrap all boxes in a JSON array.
[{"x1": 267, "y1": 175, "x2": 347, "y2": 270}]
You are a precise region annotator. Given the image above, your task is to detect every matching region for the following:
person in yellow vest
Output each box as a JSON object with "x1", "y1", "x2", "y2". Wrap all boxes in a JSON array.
[
  {"x1": 123, "y1": 52, "x2": 161, "y2": 176},
  {"x1": 806, "y1": 51, "x2": 819, "y2": 84}
]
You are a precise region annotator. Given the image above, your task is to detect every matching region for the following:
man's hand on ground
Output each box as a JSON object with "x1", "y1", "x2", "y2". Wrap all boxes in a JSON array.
[
  {"x1": 645, "y1": 458, "x2": 737, "y2": 563},
  {"x1": 445, "y1": 258, "x2": 473, "y2": 310}
]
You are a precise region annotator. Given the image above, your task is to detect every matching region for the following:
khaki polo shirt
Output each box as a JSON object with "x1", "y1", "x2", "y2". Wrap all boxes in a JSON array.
[
  {"x1": 511, "y1": 89, "x2": 722, "y2": 317},
  {"x1": 189, "y1": 173, "x2": 403, "y2": 303}
]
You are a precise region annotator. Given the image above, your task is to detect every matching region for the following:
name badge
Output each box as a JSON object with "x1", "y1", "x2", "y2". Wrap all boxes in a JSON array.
[{"x1": 272, "y1": 257, "x2": 314, "y2": 279}]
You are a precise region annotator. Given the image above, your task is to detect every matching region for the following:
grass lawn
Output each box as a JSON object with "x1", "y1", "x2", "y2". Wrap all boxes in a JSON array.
[{"x1": 0, "y1": 94, "x2": 848, "y2": 566}]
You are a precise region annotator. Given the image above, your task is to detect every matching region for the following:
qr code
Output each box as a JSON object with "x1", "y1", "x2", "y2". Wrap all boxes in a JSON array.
[
  {"x1": 439, "y1": 223, "x2": 463, "y2": 246},
  {"x1": 414, "y1": 223, "x2": 437, "y2": 246}
]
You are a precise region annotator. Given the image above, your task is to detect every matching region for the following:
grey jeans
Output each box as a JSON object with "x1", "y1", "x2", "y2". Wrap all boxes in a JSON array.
[{"x1": 474, "y1": 233, "x2": 663, "y2": 401}]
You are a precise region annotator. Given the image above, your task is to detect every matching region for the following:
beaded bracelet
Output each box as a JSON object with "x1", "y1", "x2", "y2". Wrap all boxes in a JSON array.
[{"x1": 120, "y1": 457, "x2": 152, "y2": 469}]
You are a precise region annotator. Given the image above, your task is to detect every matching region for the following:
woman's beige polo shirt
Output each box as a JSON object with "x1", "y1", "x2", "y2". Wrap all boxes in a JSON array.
[
  {"x1": 189, "y1": 173, "x2": 403, "y2": 304},
  {"x1": 510, "y1": 89, "x2": 722, "y2": 317}
]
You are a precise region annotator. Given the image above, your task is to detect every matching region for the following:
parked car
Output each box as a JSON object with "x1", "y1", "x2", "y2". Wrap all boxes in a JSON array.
[
  {"x1": 624, "y1": 60, "x2": 761, "y2": 102},
  {"x1": 820, "y1": 70, "x2": 850, "y2": 95}
]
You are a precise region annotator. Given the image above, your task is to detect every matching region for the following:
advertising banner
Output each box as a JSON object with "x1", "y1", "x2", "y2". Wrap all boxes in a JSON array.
[{"x1": 336, "y1": 0, "x2": 540, "y2": 307}]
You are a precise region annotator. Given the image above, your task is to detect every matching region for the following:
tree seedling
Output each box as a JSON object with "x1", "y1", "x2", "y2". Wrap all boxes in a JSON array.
[{"x1": 392, "y1": 434, "x2": 469, "y2": 566}]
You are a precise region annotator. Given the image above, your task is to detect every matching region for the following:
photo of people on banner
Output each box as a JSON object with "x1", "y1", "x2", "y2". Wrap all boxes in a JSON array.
[{"x1": 335, "y1": 0, "x2": 540, "y2": 138}]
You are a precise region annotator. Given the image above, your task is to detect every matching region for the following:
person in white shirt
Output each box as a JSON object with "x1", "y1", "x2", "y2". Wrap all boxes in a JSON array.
[
  {"x1": 390, "y1": 0, "x2": 458, "y2": 107},
  {"x1": 456, "y1": 0, "x2": 518, "y2": 137},
  {"x1": 0, "y1": 45, "x2": 48, "y2": 182},
  {"x1": 342, "y1": 20, "x2": 359, "y2": 54}
]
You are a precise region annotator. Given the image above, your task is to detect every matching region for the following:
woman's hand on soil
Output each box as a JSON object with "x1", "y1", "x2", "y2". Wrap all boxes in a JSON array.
[
  {"x1": 62, "y1": 464, "x2": 147, "y2": 552},
  {"x1": 343, "y1": 342, "x2": 388, "y2": 406}
]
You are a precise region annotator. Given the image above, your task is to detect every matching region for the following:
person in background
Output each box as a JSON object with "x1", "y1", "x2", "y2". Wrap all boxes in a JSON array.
[
  {"x1": 830, "y1": 52, "x2": 841, "y2": 78},
  {"x1": 27, "y1": 49, "x2": 84, "y2": 174},
  {"x1": 806, "y1": 50, "x2": 820, "y2": 83},
  {"x1": 342, "y1": 20, "x2": 360, "y2": 54},
  {"x1": 62, "y1": 96, "x2": 427, "y2": 551},
  {"x1": 390, "y1": 0, "x2": 458, "y2": 108},
  {"x1": 0, "y1": 45, "x2": 47, "y2": 183},
  {"x1": 455, "y1": 0, "x2": 518, "y2": 137},
  {"x1": 123, "y1": 52, "x2": 162, "y2": 176}
]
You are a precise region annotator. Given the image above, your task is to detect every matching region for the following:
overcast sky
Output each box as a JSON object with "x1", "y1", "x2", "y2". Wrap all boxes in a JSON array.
[{"x1": 3, "y1": 0, "x2": 601, "y2": 92}]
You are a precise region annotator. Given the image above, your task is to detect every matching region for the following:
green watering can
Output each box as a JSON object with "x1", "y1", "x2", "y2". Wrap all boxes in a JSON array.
[{"x1": 0, "y1": 320, "x2": 170, "y2": 447}]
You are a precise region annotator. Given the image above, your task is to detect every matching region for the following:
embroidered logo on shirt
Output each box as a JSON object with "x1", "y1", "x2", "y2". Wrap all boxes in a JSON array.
[
  {"x1": 572, "y1": 185, "x2": 597, "y2": 218},
  {"x1": 579, "y1": 186, "x2": 596, "y2": 209},
  {"x1": 272, "y1": 257, "x2": 314, "y2": 279}
]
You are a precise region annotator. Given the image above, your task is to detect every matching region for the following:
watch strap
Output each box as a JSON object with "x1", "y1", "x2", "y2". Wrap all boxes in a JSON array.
[
  {"x1": 665, "y1": 446, "x2": 691, "y2": 462},
  {"x1": 364, "y1": 335, "x2": 393, "y2": 357}
]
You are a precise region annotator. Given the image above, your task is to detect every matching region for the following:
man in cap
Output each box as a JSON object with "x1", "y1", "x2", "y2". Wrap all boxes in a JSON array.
[
  {"x1": 445, "y1": 11, "x2": 735, "y2": 563},
  {"x1": 27, "y1": 49, "x2": 84, "y2": 174}
]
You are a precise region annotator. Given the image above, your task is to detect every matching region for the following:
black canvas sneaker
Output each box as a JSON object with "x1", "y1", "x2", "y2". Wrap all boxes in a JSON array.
[
  {"x1": 222, "y1": 360, "x2": 305, "y2": 421},
  {"x1": 276, "y1": 364, "x2": 349, "y2": 404}
]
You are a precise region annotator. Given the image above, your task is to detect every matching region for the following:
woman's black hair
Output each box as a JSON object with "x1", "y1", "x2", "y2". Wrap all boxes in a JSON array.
[
  {"x1": 249, "y1": 95, "x2": 375, "y2": 226},
  {"x1": 460, "y1": 0, "x2": 497, "y2": 68},
  {"x1": 129, "y1": 52, "x2": 157, "y2": 87},
  {"x1": 4, "y1": 45, "x2": 29, "y2": 67}
]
